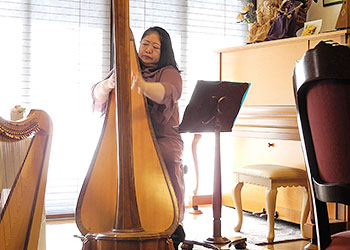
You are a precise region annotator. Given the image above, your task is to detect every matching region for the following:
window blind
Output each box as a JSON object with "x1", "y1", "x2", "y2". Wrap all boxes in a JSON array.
[
  {"x1": 0, "y1": 0, "x2": 111, "y2": 216},
  {"x1": 0, "y1": 0, "x2": 247, "y2": 216},
  {"x1": 129, "y1": 0, "x2": 247, "y2": 114}
]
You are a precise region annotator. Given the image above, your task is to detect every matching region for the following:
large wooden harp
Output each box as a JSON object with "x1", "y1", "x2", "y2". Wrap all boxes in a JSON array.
[
  {"x1": 75, "y1": 1, "x2": 179, "y2": 249},
  {"x1": 0, "y1": 110, "x2": 53, "y2": 250}
]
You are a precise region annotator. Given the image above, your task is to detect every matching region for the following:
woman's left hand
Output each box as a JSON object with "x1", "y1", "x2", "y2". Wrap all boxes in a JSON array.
[
  {"x1": 131, "y1": 71, "x2": 146, "y2": 94},
  {"x1": 131, "y1": 70, "x2": 165, "y2": 104}
]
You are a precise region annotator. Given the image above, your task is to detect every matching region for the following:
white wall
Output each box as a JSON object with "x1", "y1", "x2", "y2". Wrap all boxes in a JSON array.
[{"x1": 307, "y1": 0, "x2": 342, "y2": 32}]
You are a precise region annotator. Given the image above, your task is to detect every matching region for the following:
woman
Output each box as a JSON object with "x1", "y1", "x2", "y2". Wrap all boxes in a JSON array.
[{"x1": 92, "y1": 26, "x2": 185, "y2": 248}]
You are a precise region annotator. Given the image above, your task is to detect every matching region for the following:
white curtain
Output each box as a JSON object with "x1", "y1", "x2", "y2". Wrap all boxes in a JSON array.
[{"x1": 0, "y1": 0, "x2": 246, "y2": 216}]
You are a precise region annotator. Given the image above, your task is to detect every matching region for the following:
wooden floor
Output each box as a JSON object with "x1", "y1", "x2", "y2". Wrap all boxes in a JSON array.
[{"x1": 45, "y1": 206, "x2": 312, "y2": 250}]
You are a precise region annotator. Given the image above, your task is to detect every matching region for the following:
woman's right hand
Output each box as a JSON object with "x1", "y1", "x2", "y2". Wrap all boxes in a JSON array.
[
  {"x1": 105, "y1": 72, "x2": 116, "y2": 89},
  {"x1": 93, "y1": 72, "x2": 116, "y2": 103}
]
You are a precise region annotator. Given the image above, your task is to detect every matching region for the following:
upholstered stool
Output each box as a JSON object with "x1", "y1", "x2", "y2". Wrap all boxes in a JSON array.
[{"x1": 232, "y1": 164, "x2": 310, "y2": 243}]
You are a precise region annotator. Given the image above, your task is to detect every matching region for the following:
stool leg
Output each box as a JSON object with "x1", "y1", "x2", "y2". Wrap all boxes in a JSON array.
[
  {"x1": 232, "y1": 182, "x2": 244, "y2": 232},
  {"x1": 300, "y1": 186, "x2": 310, "y2": 239},
  {"x1": 265, "y1": 188, "x2": 277, "y2": 243}
]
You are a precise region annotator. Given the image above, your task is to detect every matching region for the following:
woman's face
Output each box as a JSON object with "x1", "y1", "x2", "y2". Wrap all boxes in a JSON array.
[{"x1": 138, "y1": 32, "x2": 161, "y2": 67}]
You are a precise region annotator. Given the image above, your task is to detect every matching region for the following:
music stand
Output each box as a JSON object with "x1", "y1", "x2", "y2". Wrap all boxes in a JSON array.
[{"x1": 176, "y1": 80, "x2": 250, "y2": 247}]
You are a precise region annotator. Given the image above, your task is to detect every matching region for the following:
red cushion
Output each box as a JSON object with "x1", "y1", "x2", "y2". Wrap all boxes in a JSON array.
[
  {"x1": 307, "y1": 80, "x2": 350, "y2": 183},
  {"x1": 326, "y1": 230, "x2": 350, "y2": 250}
]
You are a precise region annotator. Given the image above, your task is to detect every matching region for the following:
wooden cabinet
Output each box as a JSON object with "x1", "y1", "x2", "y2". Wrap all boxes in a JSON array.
[
  {"x1": 220, "y1": 40, "x2": 307, "y2": 105},
  {"x1": 218, "y1": 30, "x2": 350, "y2": 225}
]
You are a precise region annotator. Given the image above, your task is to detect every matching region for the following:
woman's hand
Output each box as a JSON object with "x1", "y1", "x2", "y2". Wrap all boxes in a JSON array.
[
  {"x1": 131, "y1": 71, "x2": 146, "y2": 94},
  {"x1": 106, "y1": 72, "x2": 116, "y2": 89},
  {"x1": 131, "y1": 70, "x2": 165, "y2": 104},
  {"x1": 93, "y1": 72, "x2": 115, "y2": 103}
]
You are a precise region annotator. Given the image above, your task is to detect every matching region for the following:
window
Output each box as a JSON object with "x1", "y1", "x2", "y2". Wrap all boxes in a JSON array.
[
  {"x1": 0, "y1": 0, "x2": 111, "y2": 216},
  {"x1": 0, "y1": 0, "x2": 247, "y2": 216}
]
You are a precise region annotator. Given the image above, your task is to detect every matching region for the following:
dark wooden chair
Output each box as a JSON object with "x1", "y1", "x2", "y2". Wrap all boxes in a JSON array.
[{"x1": 293, "y1": 40, "x2": 350, "y2": 250}]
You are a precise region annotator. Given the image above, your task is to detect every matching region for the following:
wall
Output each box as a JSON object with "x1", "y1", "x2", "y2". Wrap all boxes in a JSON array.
[{"x1": 307, "y1": 0, "x2": 342, "y2": 32}]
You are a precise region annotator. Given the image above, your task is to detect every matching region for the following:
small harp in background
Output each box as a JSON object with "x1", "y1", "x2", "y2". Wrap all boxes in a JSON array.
[
  {"x1": 75, "y1": 1, "x2": 179, "y2": 250},
  {"x1": 0, "y1": 110, "x2": 53, "y2": 250}
]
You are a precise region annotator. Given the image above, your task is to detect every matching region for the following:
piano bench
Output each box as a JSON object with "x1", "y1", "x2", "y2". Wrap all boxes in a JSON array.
[{"x1": 232, "y1": 164, "x2": 310, "y2": 243}]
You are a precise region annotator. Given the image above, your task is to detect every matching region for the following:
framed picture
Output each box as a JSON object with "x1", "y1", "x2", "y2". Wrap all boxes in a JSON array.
[
  {"x1": 301, "y1": 19, "x2": 323, "y2": 36},
  {"x1": 323, "y1": 0, "x2": 342, "y2": 7}
]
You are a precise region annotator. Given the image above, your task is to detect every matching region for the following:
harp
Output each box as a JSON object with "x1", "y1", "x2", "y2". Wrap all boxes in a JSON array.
[
  {"x1": 75, "y1": 1, "x2": 179, "y2": 249},
  {"x1": 0, "y1": 109, "x2": 53, "y2": 250}
]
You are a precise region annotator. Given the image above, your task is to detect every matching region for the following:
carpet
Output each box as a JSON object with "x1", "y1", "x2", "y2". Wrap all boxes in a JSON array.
[
  {"x1": 180, "y1": 242, "x2": 266, "y2": 250},
  {"x1": 234, "y1": 211, "x2": 303, "y2": 245},
  {"x1": 182, "y1": 205, "x2": 302, "y2": 249}
]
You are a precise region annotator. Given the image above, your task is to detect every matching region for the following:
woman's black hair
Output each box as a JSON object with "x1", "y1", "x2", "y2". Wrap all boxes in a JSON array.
[{"x1": 140, "y1": 26, "x2": 180, "y2": 72}]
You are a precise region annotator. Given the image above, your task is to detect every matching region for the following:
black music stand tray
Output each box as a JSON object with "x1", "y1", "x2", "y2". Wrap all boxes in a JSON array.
[{"x1": 176, "y1": 80, "x2": 250, "y2": 249}]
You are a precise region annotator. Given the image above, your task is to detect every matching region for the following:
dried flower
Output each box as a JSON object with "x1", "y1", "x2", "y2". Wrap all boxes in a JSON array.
[
  {"x1": 237, "y1": 13, "x2": 245, "y2": 22},
  {"x1": 237, "y1": 0, "x2": 257, "y2": 24},
  {"x1": 242, "y1": 5, "x2": 250, "y2": 12}
]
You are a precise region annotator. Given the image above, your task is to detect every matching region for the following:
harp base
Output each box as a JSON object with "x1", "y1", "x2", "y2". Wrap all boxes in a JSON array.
[{"x1": 82, "y1": 231, "x2": 173, "y2": 250}]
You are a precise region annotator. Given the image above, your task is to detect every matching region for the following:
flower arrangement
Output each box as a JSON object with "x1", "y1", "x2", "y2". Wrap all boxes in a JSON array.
[
  {"x1": 12, "y1": 105, "x2": 26, "y2": 113},
  {"x1": 237, "y1": 0, "x2": 257, "y2": 24},
  {"x1": 10, "y1": 105, "x2": 26, "y2": 121}
]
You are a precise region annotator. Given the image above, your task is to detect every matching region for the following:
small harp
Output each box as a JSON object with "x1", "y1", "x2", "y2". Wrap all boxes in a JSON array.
[
  {"x1": 0, "y1": 110, "x2": 53, "y2": 250},
  {"x1": 75, "y1": 1, "x2": 179, "y2": 249}
]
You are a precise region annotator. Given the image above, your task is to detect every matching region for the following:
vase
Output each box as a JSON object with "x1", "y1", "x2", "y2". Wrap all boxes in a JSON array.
[{"x1": 10, "y1": 111, "x2": 24, "y2": 121}]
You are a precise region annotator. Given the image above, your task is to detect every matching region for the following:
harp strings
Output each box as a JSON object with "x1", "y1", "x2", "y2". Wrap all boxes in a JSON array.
[{"x1": 0, "y1": 138, "x2": 32, "y2": 212}]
